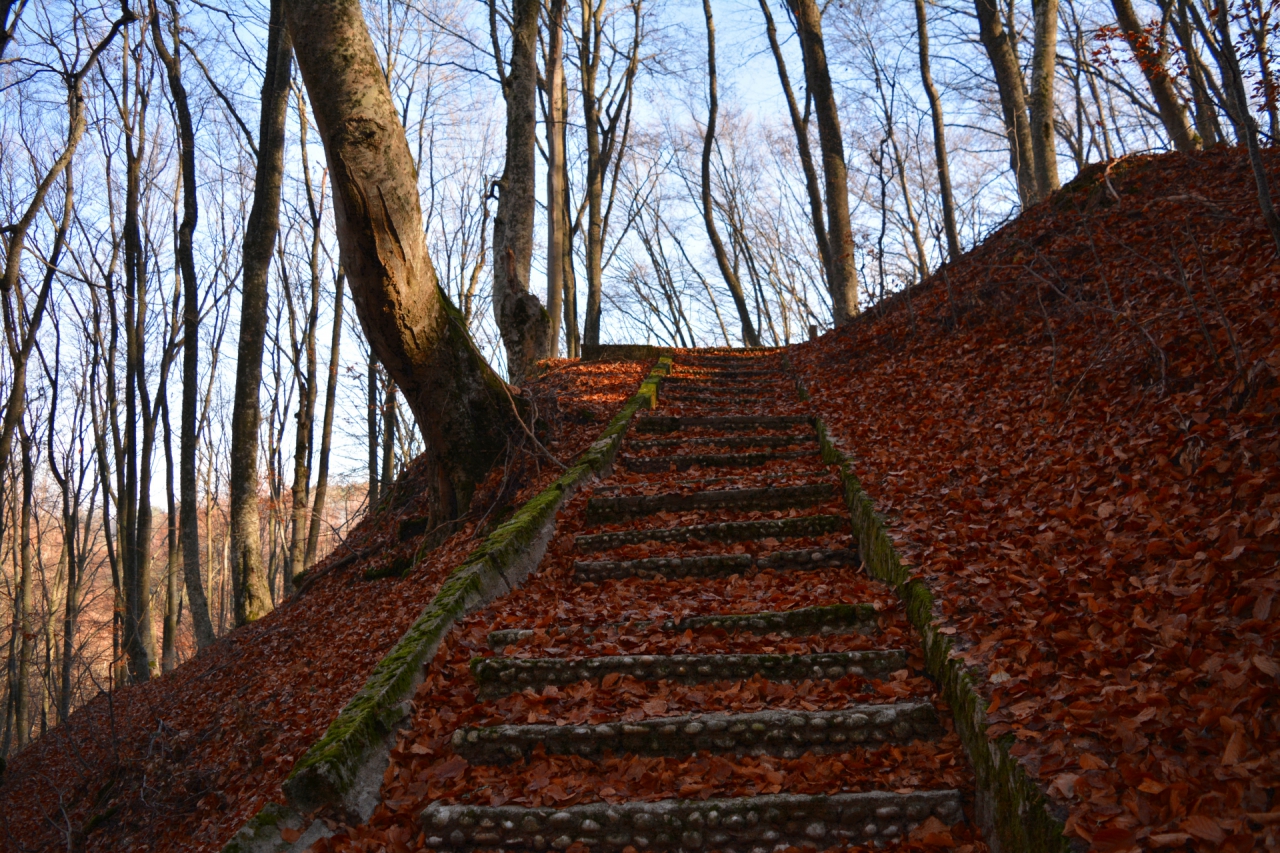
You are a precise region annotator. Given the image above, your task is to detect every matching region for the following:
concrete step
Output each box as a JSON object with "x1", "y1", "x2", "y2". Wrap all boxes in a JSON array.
[
  {"x1": 451, "y1": 702, "x2": 942, "y2": 763},
  {"x1": 573, "y1": 547, "x2": 858, "y2": 582},
  {"x1": 634, "y1": 415, "x2": 810, "y2": 434},
  {"x1": 470, "y1": 649, "x2": 909, "y2": 698},
  {"x1": 624, "y1": 450, "x2": 819, "y2": 473},
  {"x1": 585, "y1": 484, "x2": 835, "y2": 524},
  {"x1": 487, "y1": 604, "x2": 879, "y2": 652},
  {"x1": 420, "y1": 790, "x2": 965, "y2": 851},
  {"x1": 574, "y1": 514, "x2": 848, "y2": 552},
  {"x1": 629, "y1": 435, "x2": 816, "y2": 450}
]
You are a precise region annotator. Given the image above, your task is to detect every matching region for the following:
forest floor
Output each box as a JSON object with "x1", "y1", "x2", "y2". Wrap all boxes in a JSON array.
[
  {"x1": 0, "y1": 360, "x2": 648, "y2": 852},
  {"x1": 793, "y1": 147, "x2": 1280, "y2": 851},
  {"x1": 3, "y1": 146, "x2": 1280, "y2": 853}
]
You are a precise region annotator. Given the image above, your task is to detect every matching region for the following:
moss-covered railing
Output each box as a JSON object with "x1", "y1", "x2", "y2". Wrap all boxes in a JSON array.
[
  {"x1": 223, "y1": 359, "x2": 672, "y2": 853},
  {"x1": 792, "y1": 376, "x2": 1072, "y2": 853}
]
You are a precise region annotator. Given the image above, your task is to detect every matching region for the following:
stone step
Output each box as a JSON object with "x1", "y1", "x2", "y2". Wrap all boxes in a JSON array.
[
  {"x1": 574, "y1": 514, "x2": 848, "y2": 552},
  {"x1": 624, "y1": 450, "x2": 819, "y2": 473},
  {"x1": 487, "y1": 604, "x2": 879, "y2": 652},
  {"x1": 634, "y1": 415, "x2": 810, "y2": 434},
  {"x1": 573, "y1": 547, "x2": 858, "y2": 582},
  {"x1": 420, "y1": 790, "x2": 965, "y2": 851},
  {"x1": 629, "y1": 435, "x2": 816, "y2": 450},
  {"x1": 664, "y1": 376, "x2": 779, "y2": 387},
  {"x1": 585, "y1": 484, "x2": 835, "y2": 524},
  {"x1": 451, "y1": 702, "x2": 942, "y2": 763},
  {"x1": 470, "y1": 650, "x2": 909, "y2": 698}
]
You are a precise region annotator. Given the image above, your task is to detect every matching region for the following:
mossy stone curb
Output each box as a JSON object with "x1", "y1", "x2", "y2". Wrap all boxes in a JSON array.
[
  {"x1": 221, "y1": 359, "x2": 671, "y2": 853},
  {"x1": 798, "y1": 392, "x2": 1071, "y2": 853}
]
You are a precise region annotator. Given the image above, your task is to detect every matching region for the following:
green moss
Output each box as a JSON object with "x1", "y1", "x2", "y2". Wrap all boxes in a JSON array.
[
  {"x1": 808, "y1": 413, "x2": 1070, "y2": 853},
  {"x1": 280, "y1": 357, "x2": 671, "y2": 815}
]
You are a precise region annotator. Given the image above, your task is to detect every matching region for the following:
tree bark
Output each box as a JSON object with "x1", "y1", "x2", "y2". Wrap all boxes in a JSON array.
[
  {"x1": 974, "y1": 0, "x2": 1038, "y2": 204},
  {"x1": 1110, "y1": 0, "x2": 1198, "y2": 151},
  {"x1": 492, "y1": 0, "x2": 550, "y2": 383},
  {"x1": 758, "y1": 0, "x2": 833, "y2": 289},
  {"x1": 544, "y1": 0, "x2": 567, "y2": 358},
  {"x1": 786, "y1": 0, "x2": 859, "y2": 321},
  {"x1": 304, "y1": 272, "x2": 344, "y2": 571},
  {"x1": 914, "y1": 0, "x2": 961, "y2": 260},
  {"x1": 229, "y1": 0, "x2": 292, "y2": 628},
  {"x1": 1029, "y1": 0, "x2": 1060, "y2": 196},
  {"x1": 285, "y1": 0, "x2": 520, "y2": 526},
  {"x1": 700, "y1": 0, "x2": 761, "y2": 346},
  {"x1": 150, "y1": 0, "x2": 215, "y2": 652}
]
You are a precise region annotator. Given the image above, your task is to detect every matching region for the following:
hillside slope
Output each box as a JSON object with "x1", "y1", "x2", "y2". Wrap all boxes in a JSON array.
[
  {"x1": 0, "y1": 361, "x2": 647, "y2": 853},
  {"x1": 796, "y1": 148, "x2": 1280, "y2": 850}
]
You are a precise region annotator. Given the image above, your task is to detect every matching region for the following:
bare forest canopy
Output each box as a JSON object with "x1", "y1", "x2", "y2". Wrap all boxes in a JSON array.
[{"x1": 0, "y1": 0, "x2": 1278, "y2": 763}]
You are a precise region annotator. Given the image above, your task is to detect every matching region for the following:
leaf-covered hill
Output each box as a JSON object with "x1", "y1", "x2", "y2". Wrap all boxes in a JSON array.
[
  {"x1": 0, "y1": 361, "x2": 647, "y2": 853},
  {"x1": 796, "y1": 147, "x2": 1280, "y2": 851}
]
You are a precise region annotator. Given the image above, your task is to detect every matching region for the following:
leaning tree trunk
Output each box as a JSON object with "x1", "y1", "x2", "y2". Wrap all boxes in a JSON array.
[
  {"x1": 1111, "y1": 0, "x2": 1198, "y2": 151},
  {"x1": 974, "y1": 0, "x2": 1039, "y2": 205},
  {"x1": 285, "y1": 0, "x2": 519, "y2": 525},
  {"x1": 700, "y1": 0, "x2": 761, "y2": 346},
  {"x1": 492, "y1": 0, "x2": 549, "y2": 384},
  {"x1": 229, "y1": 0, "x2": 291, "y2": 628},
  {"x1": 914, "y1": 0, "x2": 962, "y2": 261},
  {"x1": 787, "y1": 0, "x2": 859, "y2": 321},
  {"x1": 758, "y1": 0, "x2": 832, "y2": 290},
  {"x1": 1028, "y1": 0, "x2": 1060, "y2": 196}
]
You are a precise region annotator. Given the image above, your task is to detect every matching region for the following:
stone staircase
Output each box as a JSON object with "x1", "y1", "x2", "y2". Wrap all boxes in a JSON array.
[{"x1": 414, "y1": 352, "x2": 973, "y2": 852}]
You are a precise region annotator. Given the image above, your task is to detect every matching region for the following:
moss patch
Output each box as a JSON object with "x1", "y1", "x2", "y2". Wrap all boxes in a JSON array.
[
  {"x1": 277, "y1": 358, "x2": 671, "y2": 817},
  {"x1": 805, "y1": 414, "x2": 1071, "y2": 853}
]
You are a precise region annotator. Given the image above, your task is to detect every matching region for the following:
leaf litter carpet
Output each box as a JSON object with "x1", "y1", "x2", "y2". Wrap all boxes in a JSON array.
[
  {"x1": 318, "y1": 351, "x2": 985, "y2": 853},
  {"x1": 0, "y1": 360, "x2": 647, "y2": 853},
  {"x1": 794, "y1": 148, "x2": 1280, "y2": 852}
]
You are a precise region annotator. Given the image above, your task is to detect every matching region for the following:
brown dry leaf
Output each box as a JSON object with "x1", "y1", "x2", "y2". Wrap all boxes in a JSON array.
[{"x1": 1182, "y1": 815, "x2": 1226, "y2": 844}]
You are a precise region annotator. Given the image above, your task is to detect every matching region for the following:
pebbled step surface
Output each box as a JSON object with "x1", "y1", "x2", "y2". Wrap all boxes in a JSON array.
[
  {"x1": 573, "y1": 514, "x2": 849, "y2": 552},
  {"x1": 623, "y1": 449, "x2": 820, "y2": 472},
  {"x1": 470, "y1": 649, "x2": 910, "y2": 698},
  {"x1": 486, "y1": 604, "x2": 879, "y2": 652},
  {"x1": 629, "y1": 435, "x2": 816, "y2": 450},
  {"x1": 420, "y1": 790, "x2": 965, "y2": 851},
  {"x1": 634, "y1": 415, "x2": 810, "y2": 434},
  {"x1": 585, "y1": 484, "x2": 836, "y2": 523},
  {"x1": 573, "y1": 548, "x2": 859, "y2": 582},
  {"x1": 450, "y1": 703, "x2": 942, "y2": 763}
]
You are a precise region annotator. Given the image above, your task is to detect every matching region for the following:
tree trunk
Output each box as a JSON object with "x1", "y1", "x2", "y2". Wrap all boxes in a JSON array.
[
  {"x1": 366, "y1": 354, "x2": 379, "y2": 508},
  {"x1": 161, "y1": 396, "x2": 179, "y2": 673},
  {"x1": 380, "y1": 381, "x2": 397, "y2": 493},
  {"x1": 1110, "y1": 0, "x2": 1198, "y2": 151},
  {"x1": 492, "y1": 0, "x2": 549, "y2": 383},
  {"x1": 14, "y1": 426, "x2": 33, "y2": 746},
  {"x1": 229, "y1": 0, "x2": 291, "y2": 628},
  {"x1": 285, "y1": 0, "x2": 520, "y2": 526},
  {"x1": 544, "y1": 0, "x2": 567, "y2": 358},
  {"x1": 1028, "y1": 0, "x2": 1060, "y2": 196},
  {"x1": 914, "y1": 0, "x2": 961, "y2": 260},
  {"x1": 1214, "y1": 0, "x2": 1280, "y2": 254},
  {"x1": 974, "y1": 0, "x2": 1038, "y2": 204},
  {"x1": 758, "y1": 0, "x2": 833, "y2": 289},
  {"x1": 700, "y1": 0, "x2": 761, "y2": 346},
  {"x1": 305, "y1": 272, "x2": 344, "y2": 570},
  {"x1": 786, "y1": 0, "x2": 859, "y2": 321}
]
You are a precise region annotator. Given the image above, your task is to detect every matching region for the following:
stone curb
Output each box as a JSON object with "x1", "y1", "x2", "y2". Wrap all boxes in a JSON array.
[
  {"x1": 573, "y1": 514, "x2": 849, "y2": 552},
  {"x1": 220, "y1": 359, "x2": 673, "y2": 853},
  {"x1": 419, "y1": 790, "x2": 965, "y2": 851},
  {"x1": 470, "y1": 649, "x2": 909, "y2": 699},
  {"x1": 451, "y1": 702, "x2": 942, "y2": 762},
  {"x1": 794, "y1": 384, "x2": 1072, "y2": 853},
  {"x1": 572, "y1": 547, "x2": 859, "y2": 582}
]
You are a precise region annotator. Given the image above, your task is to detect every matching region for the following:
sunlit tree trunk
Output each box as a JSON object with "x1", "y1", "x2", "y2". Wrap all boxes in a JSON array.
[
  {"x1": 1029, "y1": 0, "x2": 1060, "y2": 196},
  {"x1": 1110, "y1": 0, "x2": 1198, "y2": 151},
  {"x1": 786, "y1": 0, "x2": 859, "y2": 320},
  {"x1": 305, "y1": 272, "x2": 344, "y2": 570},
  {"x1": 914, "y1": 0, "x2": 961, "y2": 260},
  {"x1": 286, "y1": 0, "x2": 520, "y2": 526},
  {"x1": 974, "y1": 0, "x2": 1038, "y2": 204},
  {"x1": 545, "y1": 0, "x2": 567, "y2": 358}
]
